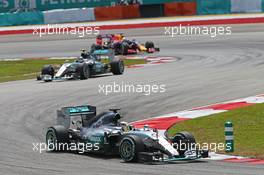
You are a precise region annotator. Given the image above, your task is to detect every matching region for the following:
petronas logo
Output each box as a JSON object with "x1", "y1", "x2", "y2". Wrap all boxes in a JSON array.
[{"x1": 18, "y1": 0, "x2": 30, "y2": 8}]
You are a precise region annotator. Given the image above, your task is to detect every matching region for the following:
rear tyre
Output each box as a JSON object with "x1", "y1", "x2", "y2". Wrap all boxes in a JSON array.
[
  {"x1": 46, "y1": 125, "x2": 69, "y2": 152},
  {"x1": 110, "y1": 60, "x2": 124, "y2": 75},
  {"x1": 145, "y1": 41, "x2": 154, "y2": 49},
  {"x1": 172, "y1": 131, "x2": 196, "y2": 157},
  {"x1": 91, "y1": 44, "x2": 102, "y2": 53},
  {"x1": 119, "y1": 136, "x2": 145, "y2": 162},
  {"x1": 121, "y1": 42, "x2": 129, "y2": 55},
  {"x1": 113, "y1": 43, "x2": 122, "y2": 55},
  {"x1": 80, "y1": 63, "x2": 90, "y2": 80}
]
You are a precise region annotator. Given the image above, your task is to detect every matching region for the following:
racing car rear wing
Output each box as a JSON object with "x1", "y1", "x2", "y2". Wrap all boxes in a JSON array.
[
  {"x1": 56, "y1": 105, "x2": 97, "y2": 129},
  {"x1": 92, "y1": 49, "x2": 115, "y2": 61},
  {"x1": 60, "y1": 105, "x2": 96, "y2": 115}
]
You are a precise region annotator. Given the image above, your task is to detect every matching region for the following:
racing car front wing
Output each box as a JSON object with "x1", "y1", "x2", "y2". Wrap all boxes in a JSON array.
[{"x1": 138, "y1": 149, "x2": 209, "y2": 163}]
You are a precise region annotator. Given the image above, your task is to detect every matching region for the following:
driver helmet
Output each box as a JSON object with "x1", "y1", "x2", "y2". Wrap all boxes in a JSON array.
[
  {"x1": 96, "y1": 35, "x2": 103, "y2": 45},
  {"x1": 143, "y1": 124, "x2": 150, "y2": 131},
  {"x1": 120, "y1": 121, "x2": 133, "y2": 132},
  {"x1": 120, "y1": 33, "x2": 125, "y2": 40},
  {"x1": 106, "y1": 36, "x2": 112, "y2": 43}
]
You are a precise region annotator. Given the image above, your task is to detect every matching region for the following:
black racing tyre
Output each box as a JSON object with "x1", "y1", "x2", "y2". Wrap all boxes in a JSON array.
[
  {"x1": 91, "y1": 44, "x2": 102, "y2": 53},
  {"x1": 145, "y1": 41, "x2": 154, "y2": 49},
  {"x1": 119, "y1": 135, "x2": 145, "y2": 162},
  {"x1": 46, "y1": 125, "x2": 69, "y2": 152},
  {"x1": 41, "y1": 65, "x2": 55, "y2": 82},
  {"x1": 36, "y1": 75, "x2": 41, "y2": 81},
  {"x1": 110, "y1": 60, "x2": 124, "y2": 75},
  {"x1": 172, "y1": 131, "x2": 196, "y2": 157},
  {"x1": 113, "y1": 43, "x2": 122, "y2": 55},
  {"x1": 80, "y1": 63, "x2": 90, "y2": 80},
  {"x1": 121, "y1": 42, "x2": 129, "y2": 55},
  {"x1": 41, "y1": 65, "x2": 55, "y2": 77}
]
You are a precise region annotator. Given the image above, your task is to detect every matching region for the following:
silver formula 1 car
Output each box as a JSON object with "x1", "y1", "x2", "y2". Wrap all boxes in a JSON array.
[
  {"x1": 46, "y1": 105, "x2": 208, "y2": 163},
  {"x1": 37, "y1": 49, "x2": 124, "y2": 82}
]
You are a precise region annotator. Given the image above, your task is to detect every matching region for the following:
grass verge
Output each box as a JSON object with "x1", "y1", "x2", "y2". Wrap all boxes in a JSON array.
[
  {"x1": 0, "y1": 58, "x2": 146, "y2": 83},
  {"x1": 168, "y1": 103, "x2": 264, "y2": 159}
]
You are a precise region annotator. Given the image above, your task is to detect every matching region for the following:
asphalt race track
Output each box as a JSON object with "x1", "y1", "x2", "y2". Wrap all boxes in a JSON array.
[{"x1": 0, "y1": 24, "x2": 264, "y2": 175}]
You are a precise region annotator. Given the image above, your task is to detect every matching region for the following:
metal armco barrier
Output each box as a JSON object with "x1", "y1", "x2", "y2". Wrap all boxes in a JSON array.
[
  {"x1": 225, "y1": 121, "x2": 234, "y2": 153},
  {"x1": 44, "y1": 8, "x2": 95, "y2": 24},
  {"x1": 231, "y1": 0, "x2": 262, "y2": 13}
]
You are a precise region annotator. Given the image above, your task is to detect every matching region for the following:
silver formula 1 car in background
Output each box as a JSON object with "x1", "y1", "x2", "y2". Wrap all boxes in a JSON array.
[
  {"x1": 46, "y1": 105, "x2": 208, "y2": 163},
  {"x1": 37, "y1": 49, "x2": 124, "y2": 82}
]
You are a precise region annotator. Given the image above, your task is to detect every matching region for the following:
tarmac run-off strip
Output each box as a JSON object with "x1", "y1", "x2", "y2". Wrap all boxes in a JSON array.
[{"x1": 126, "y1": 56, "x2": 176, "y2": 68}]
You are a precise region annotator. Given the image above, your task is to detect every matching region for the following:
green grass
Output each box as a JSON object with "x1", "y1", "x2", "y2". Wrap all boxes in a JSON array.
[
  {"x1": 0, "y1": 58, "x2": 146, "y2": 83},
  {"x1": 168, "y1": 103, "x2": 264, "y2": 159}
]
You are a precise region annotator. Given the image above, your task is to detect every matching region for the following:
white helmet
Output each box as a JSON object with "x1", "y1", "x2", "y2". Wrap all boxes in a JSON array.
[{"x1": 120, "y1": 121, "x2": 133, "y2": 132}]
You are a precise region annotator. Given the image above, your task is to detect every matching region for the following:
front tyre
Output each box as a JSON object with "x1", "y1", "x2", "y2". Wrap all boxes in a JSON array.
[
  {"x1": 41, "y1": 65, "x2": 55, "y2": 82},
  {"x1": 46, "y1": 125, "x2": 69, "y2": 152},
  {"x1": 119, "y1": 136, "x2": 145, "y2": 162},
  {"x1": 110, "y1": 60, "x2": 124, "y2": 75},
  {"x1": 80, "y1": 63, "x2": 90, "y2": 80},
  {"x1": 119, "y1": 137, "x2": 137, "y2": 162},
  {"x1": 36, "y1": 75, "x2": 42, "y2": 81},
  {"x1": 172, "y1": 131, "x2": 196, "y2": 157}
]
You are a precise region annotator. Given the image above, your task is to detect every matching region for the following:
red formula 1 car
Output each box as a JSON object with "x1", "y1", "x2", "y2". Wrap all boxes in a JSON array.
[{"x1": 90, "y1": 34, "x2": 160, "y2": 55}]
